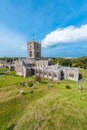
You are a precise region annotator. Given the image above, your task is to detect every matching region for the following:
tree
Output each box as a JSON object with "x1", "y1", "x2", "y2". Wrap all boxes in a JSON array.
[{"x1": 59, "y1": 59, "x2": 72, "y2": 67}]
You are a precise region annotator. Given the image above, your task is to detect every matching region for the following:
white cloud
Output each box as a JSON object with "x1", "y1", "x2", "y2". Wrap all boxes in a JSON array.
[{"x1": 42, "y1": 24, "x2": 87, "y2": 47}]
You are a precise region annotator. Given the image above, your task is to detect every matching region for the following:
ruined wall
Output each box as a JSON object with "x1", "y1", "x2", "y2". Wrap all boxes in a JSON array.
[{"x1": 15, "y1": 60, "x2": 23, "y2": 76}]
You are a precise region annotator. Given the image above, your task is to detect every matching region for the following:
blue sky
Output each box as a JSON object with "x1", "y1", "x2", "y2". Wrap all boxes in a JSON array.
[{"x1": 0, "y1": 0, "x2": 87, "y2": 57}]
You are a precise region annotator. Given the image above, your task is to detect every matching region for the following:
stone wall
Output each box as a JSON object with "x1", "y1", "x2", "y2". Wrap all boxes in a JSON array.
[
  {"x1": 0, "y1": 60, "x2": 9, "y2": 68},
  {"x1": 35, "y1": 67, "x2": 61, "y2": 81},
  {"x1": 35, "y1": 66, "x2": 79, "y2": 81},
  {"x1": 15, "y1": 60, "x2": 33, "y2": 77},
  {"x1": 15, "y1": 60, "x2": 23, "y2": 76},
  {"x1": 36, "y1": 59, "x2": 53, "y2": 67}
]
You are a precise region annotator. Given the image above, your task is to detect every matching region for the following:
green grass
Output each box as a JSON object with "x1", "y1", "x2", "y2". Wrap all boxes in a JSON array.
[
  {"x1": 0, "y1": 67, "x2": 9, "y2": 75},
  {"x1": 0, "y1": 69, "x2": 87, "y2": 130}
]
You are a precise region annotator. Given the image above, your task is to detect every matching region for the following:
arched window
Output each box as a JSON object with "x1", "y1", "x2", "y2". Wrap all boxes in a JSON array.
[
  {"x1": 54, "y1": 73, "x2": 57, "y2": 77},
  {"x1": 36, "y1": 70, "x2": 38, "y2": 73},
  {"x1": 44, "y1": 71, "x2": 47, "y2": 75},
  {"x1": 69, "y1": 73, "x2": 74, "y2": 77},
  {"x1": 49, "y1": 72, "x2": 51, "y2": 76},
  {"x1": 30, "y1": 51, "x2": 32, "y2": 57},
  {"x1": 40, "y1": 70, "x2": 42, "y2": 74}
]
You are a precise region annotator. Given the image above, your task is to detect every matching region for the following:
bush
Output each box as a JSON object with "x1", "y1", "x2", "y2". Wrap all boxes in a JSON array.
[
  {"x1": 0, "y1": 68, "x2": 9, "y2": 75},
  {"x1": 65, "y1": 85, "x2": 71, "y2": 89},
  {"x1": 35, "y1": 75, "x2": 41, "y2": 83},
  {"x1": 57, "y1": 81, "x2": 60, "y2": 84},
  {"x1": 28, "y1": 81, "x2": 33, "y2": 87},
  {"x1": 8, "y1": 71, "x2": 16, "y2": 76}
]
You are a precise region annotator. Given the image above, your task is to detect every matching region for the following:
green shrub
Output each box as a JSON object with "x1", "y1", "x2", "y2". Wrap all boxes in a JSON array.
[
  {"x1": 8, "y1": 71, "x2": 16, "y2": 76},
  {"x1": 35, "y1": 75, "x2": 41, "y2": 83},
  {"x1": 65, "y1": 85, "x2": 71, "y2": 89},
  {"x1": 57, "y1": 81, "x2": 60, "y2": 84},
  {"x1": 0, "y1": 68, "x2": 9, "y2": 75},
  {"x1": 28, "y1": 81, "x2": 33, "y2": 87}
]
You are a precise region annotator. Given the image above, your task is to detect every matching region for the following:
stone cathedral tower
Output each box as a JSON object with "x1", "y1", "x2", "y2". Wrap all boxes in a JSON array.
[{"x1": 27, "y1": 41, "x2": 41, "y2": 60}]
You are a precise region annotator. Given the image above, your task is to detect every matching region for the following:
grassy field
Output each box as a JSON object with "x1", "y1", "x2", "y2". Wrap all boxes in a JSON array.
[{"x1": 0, "y1": 69, "x2": 87, "y2": 130}]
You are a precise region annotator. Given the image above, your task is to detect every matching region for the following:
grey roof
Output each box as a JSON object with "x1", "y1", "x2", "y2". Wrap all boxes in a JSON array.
[
  {"x1": 19, "y1": 59, "x2": 34, "y2": 65},
  {"x1": 0, "y1": 60, "x2": 7, "y2": 64},
  {"x1": 35, "y1": 65, "x2": 79, "y2": 72}
]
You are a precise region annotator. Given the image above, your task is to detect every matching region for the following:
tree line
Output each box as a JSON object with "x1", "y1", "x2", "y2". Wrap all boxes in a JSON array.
[
  {"x1": 0, "y1": 57, "x2": 26, "y2": 62},
  {"x1": 52, "y1": 56, "x2": 87, "y2": 69}
]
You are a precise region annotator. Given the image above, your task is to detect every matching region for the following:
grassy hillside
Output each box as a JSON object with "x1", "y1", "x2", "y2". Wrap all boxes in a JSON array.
[{"x1": 0, "y1": 69, "x2": 87, "y2": 130}]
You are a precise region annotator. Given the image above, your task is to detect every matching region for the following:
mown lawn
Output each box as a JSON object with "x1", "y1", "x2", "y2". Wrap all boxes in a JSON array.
[{"x1": 0, "y1": 69, "x2": 87, "y2": 130}]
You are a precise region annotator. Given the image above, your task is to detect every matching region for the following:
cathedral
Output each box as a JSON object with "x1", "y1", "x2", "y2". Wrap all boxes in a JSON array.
[{"x1": 15, "y1": 41, "x2": 79, "y2": 81}]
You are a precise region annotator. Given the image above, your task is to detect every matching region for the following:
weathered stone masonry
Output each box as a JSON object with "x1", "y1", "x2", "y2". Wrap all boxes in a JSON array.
[{"x1": 14, "y1": 41, "x2": 79, "y2": 81}]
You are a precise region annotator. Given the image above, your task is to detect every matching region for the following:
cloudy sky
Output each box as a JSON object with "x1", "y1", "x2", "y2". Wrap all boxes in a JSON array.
[{"x1": 0, "y1": 0, "x2": 87, "y2": 57}]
